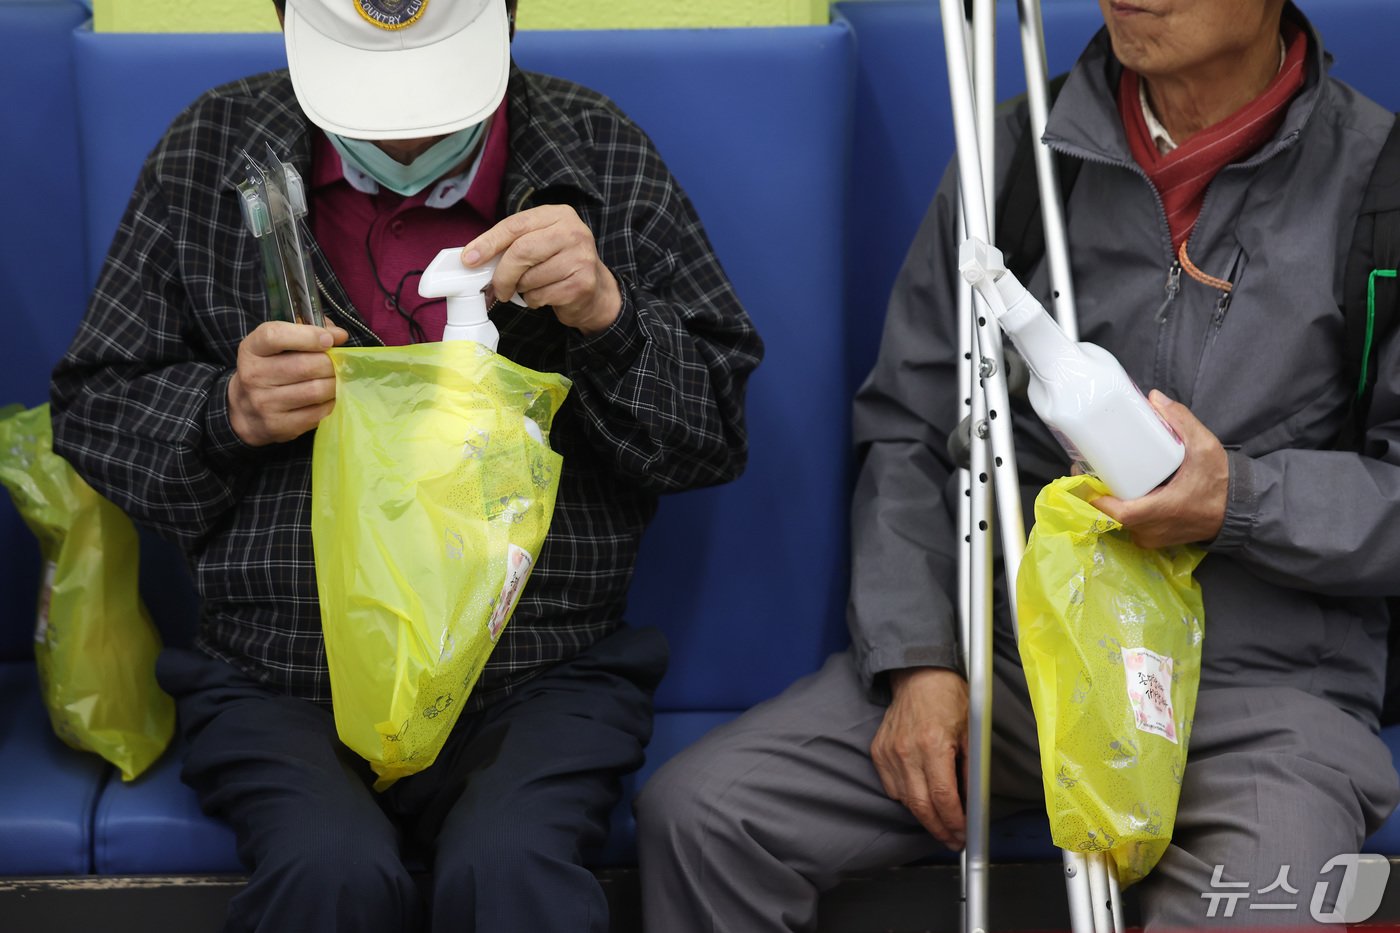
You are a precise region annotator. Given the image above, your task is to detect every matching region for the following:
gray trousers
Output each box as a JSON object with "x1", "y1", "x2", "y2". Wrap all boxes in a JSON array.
[{"x1": 636, "y1": 650, "x2": 1399, "y2": 931}]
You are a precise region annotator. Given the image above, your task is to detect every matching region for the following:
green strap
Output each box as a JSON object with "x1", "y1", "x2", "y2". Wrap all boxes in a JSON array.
[{"x1": 1362, "y1": 269, "x2": 1399, "y2": 399}]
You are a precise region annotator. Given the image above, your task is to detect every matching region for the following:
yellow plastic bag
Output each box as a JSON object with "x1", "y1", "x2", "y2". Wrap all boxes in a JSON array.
[
  {"x1": 0, "y1": 404, "x2": 174, "y2": 781},
  {"x1": 1017, "y1": 474, "x2": 1205, "y2": 884},
  {"x1": 312, "y1": 342, "x2": 570, "y2": 790}
]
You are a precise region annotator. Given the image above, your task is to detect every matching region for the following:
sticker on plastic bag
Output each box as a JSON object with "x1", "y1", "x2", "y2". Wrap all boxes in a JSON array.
[
  {"x1": 489, "y1": 544, "x2": 534, "y2": 641},
  {"x1": 1121, "y1": 646, "x2": 1178, "y2": 744},
  {"x1": 34, "y1": 560, "x2": 56, "y2": 644}
]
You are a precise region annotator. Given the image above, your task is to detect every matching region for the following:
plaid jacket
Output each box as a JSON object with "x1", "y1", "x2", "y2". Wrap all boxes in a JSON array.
[{"x1": 51, "y1": 66, "x2": 762, "y2": 708}]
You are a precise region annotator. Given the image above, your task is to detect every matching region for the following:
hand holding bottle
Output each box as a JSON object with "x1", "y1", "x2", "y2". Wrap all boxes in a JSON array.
[
  {"x1": 462, "y1": 204, "x2": 621, "y2": 336},
  {"x1": 1092, "y1": 391, "x2": 1229, "y2": 549}
]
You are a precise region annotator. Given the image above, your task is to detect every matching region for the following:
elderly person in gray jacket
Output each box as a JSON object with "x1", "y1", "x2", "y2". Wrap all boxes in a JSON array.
[{"x1": 636, "y1": 0, "x2": 1400, "y2": 928}]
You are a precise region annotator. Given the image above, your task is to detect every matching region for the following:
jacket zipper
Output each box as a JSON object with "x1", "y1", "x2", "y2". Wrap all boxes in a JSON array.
[
  {"x1": 316, "y1": 275, "x2": 383, "y2": 347},
  {"x1": 1203, "y1": 244, "x2": 1246, "y2": 335},
  {"x1": 1156, "y1": 262, "x2": 1182, "y2": 324},
  {"x1": 1188, "y1": 291, "x2": 1234, "y2": 400},
  {"x1": 1188, "y1": 244, "x2": 1246, "y2": 404},
  {"x1": 1212, "y1": 289, "x2": 1233, "y2": 328}
]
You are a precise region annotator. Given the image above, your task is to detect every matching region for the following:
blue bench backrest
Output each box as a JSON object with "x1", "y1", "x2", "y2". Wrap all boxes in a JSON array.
[
  {"x1": 0, "y1": 0, "x2": 89, "y2": 663},
  {"x1": 1310, "y1": 0, "x2": 1400, "y2": 112},
  {"x1": 0, "y1": 1, "x2": 110, "y2": 876}
]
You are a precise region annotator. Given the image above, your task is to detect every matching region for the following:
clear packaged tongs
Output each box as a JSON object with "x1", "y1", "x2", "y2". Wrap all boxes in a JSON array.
[{"x1": 236, "y1": 144, "x2": 324, "y2": 327}]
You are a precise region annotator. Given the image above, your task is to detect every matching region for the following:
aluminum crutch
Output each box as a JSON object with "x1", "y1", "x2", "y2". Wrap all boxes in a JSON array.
[
  {"x1": 955, "y1": 2, "x2": 996, "y2": 929},
  {"x1": 941, "y1": 0, "x2": 1122, "y2": 929},
  {"x1": 938, "y1": 3, "x2": 1023, "y2": 932}
]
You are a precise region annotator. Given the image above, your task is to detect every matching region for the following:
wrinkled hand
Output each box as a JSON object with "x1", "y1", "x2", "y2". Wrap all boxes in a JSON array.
[
  {"x1": 228, "y1": 320, "x2": 349, "y2": 447},
  {"x1": 871, "y1": 667, "x2": 969, "y2": 850},
  {"x1": 462, "y1": 205, "x2": 621, "y2": 336},
  {"x1": 1093, "y1": 390, "x2": 1229, "y2": 549}
]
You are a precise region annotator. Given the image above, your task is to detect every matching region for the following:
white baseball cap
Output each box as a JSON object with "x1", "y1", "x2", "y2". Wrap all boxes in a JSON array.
[{"x1": 284, "y1": 0, "x2": 511, "y2": 140}]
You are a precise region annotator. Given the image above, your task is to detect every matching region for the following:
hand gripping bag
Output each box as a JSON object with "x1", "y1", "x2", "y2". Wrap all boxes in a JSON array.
[
  {"x1": 1016, "y1": 474, "x2": 1205, "y2": 884},
  {"x1": 0, "y1": 404, "x2": 174, "y2": 780},
  {"x1": 311, "y1": 342, "x2": 570, "y2": 790}
]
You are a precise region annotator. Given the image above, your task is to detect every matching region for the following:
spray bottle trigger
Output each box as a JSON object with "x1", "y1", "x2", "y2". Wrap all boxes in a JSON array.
[
  {"x1": 958, "y1": 236, "x2": 1008, "y2": 286},
  {"x1": 419, "y1": 248, "x2": 527, "y2": 307}
]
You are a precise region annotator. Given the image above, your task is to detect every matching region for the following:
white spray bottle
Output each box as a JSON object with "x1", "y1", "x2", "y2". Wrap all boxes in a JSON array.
[
  {"x1": 418, "y1": 247, "x2": 544, "y2": 444},
  {"x1": 958, "y1": 237, "x2": 1184, "y2": 500},
  {"x1": 418, "y1": 247, "x2": 519, "y2": 352}
]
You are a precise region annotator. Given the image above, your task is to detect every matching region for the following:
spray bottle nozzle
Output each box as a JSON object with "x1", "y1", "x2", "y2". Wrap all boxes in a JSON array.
[
  {"x1": 420, "y1": 248, "x2": 498, "y2": 301},
  {"x1": 957, "y1": 236, "x2": 1008, "y2": 287},
  {"x1": 419, "y1": 248, "x2": 503, "y2": 350},
  {"x1": 957, "y1": 236, "x2": 1047, "y2": 334},
  {"x1": 419, "y1": 248, "x2": 532, "y2": 349},
  {"x1": 958, "y1": 236, "x2": 1015, "y2": 325}
]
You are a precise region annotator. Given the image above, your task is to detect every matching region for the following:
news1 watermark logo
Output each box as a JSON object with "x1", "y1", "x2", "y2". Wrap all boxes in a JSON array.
[{"x1": 1201, "y1": 855, "x2": 1391, "y2": 923}]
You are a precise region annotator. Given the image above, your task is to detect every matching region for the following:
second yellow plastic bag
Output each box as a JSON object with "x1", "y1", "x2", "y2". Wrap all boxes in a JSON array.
[
  {"x1": 0, "y1": 404, "x2": 174, "y2": 781},
  {"x1": 311, "y1": 342, "x2": 570, "y2": 790},
  {"x1": 1017, "y1": 474, "x2": 1205, "y2": 884}
]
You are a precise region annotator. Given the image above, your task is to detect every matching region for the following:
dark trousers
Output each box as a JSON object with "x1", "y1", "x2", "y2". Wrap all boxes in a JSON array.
[{"x1": 158, "y1": 625, "x2": 667, "y2": 933}]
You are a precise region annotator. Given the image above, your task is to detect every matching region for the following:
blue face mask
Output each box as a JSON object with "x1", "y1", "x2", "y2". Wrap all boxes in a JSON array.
[{"x1": 328, "y1": 120, "x2": 488, "y2": 197}]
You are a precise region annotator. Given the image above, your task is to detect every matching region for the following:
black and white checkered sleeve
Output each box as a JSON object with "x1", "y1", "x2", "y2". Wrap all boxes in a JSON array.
[
  {"x1": 562, "y1": 115, "x2": 763, "y2": 493},
  {"x1": 50, "y1": 159, "x2": 259, "y2": 548}
]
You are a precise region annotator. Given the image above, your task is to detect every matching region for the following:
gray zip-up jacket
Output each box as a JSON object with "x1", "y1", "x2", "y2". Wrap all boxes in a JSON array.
[{"x1": 848, "y1": 11, "x2": 1398, "y2": 728}]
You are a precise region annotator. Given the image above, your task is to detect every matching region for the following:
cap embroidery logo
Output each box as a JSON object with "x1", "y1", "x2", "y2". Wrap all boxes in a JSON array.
[{"x1": 354, "y1": 0, "x2": 429, "y2": 30}]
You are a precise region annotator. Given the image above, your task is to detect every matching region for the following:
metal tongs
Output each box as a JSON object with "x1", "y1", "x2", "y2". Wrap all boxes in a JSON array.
[{"x1": 236, "y1": 144, "x2": 324, "y2": 328}]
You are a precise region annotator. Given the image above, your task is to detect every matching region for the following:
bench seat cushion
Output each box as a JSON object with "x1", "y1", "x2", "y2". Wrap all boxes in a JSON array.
[{"x1": 0, "y1": 664, "x2": 107, "y2": 875}]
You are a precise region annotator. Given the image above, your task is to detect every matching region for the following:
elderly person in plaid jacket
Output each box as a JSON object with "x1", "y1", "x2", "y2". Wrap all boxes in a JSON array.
[{"x1": 49, "y1": 1, "x2": 761, "y2": 931}]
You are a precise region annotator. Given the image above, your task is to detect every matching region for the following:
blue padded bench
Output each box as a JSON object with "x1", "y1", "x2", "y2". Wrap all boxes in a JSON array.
[
  {"x1": 5, "y1": 0, "x2": 1399, "y2": 913},
  {"x1": 0, "y1": 668, "x2": 107, "y2": 876},
  {"x1": 68, "y1": 22, "x2": 856, "y2": 874},
  {"x1": 0, "y1": 0, "x2": 106, "y2": 878},
  {"x1": 832, "y1": 0, "x2": 1400, "y2": 861}
]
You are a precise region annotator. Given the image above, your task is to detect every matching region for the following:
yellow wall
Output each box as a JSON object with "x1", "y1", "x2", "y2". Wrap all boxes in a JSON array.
[
  {"x1": 521, "y1": 0, "x2": 829, "y2": 29},
  {"x1": 92, "y1": 0, "x2": 830, "y2": 33}
]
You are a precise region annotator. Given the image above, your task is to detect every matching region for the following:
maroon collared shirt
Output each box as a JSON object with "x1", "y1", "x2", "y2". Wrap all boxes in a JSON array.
[{"x1": 310, "y1": 99, "x2": 510, "y2": 344}]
